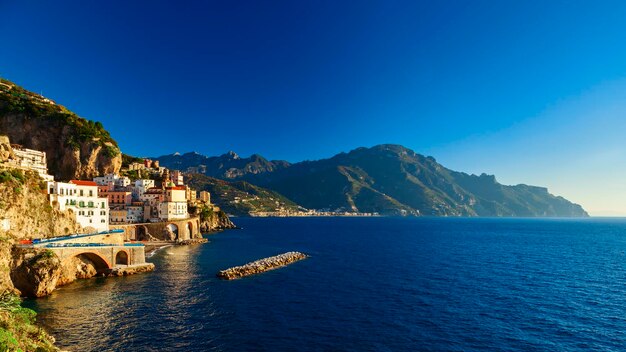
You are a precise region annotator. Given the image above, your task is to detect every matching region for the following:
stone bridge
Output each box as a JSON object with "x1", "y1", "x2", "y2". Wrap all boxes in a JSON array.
[
  {"x1": 45, "y1": 244, "x2": 147, "y2": 273},
  {"x1": 110, "y1": 217, "x2": 201, "y2": 242},
  {"x1": 30, "y1": 231, "x2": 148, "y2": 274}
]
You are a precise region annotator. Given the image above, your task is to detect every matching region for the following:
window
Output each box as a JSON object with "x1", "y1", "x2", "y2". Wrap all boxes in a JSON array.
[
  {"x1": 89, "y1": 190, "x2": 93, "y2": 197},
  {"x1": 80, "y1": 190, "x2": 83, "y2": 196}
]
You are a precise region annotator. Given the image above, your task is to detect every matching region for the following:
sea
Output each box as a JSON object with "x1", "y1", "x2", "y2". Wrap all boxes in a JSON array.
[{"x1": 24, "y1": 217, "x2": 626, "y2": 351}]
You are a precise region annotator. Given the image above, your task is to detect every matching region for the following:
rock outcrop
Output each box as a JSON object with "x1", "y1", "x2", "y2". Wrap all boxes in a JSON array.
[
  {"x1": 11, "y1": 248, "x2": 62, "y2": 298},
  {"x1": 217, "y1": 252, "x2": 308, "y2": 280},
  {"x1": 109, "y1": 263, "x2": 155, "y2": 276},
  {"x1": 199, "y1": 209, "x2": 237, "y2": 232},
  {"x1": 0, "y1": 135, "x2": 15, "y2": 162},
  {"x1": 177, "y1": 238, "x2": 209, "y2": 245},
  {"x1": 0, "y1": 78, "x2": 122, "y2": 180},
  {"x1": 57, "y1": 255, "x2": 99, "y2": 286},
  {"x1": 0, "y1": 166, "x2": 99, "y2": 297}
]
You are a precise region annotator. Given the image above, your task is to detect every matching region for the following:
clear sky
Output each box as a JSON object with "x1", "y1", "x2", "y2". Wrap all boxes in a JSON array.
[{"x1": 2, "y1": 1, "x2": 626, "y2": 215}]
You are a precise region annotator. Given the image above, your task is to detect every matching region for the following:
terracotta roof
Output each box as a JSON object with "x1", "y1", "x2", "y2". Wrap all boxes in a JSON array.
[
  {"x1": 69, "y1": 180, "x2": 98, "y2": 186},
  {"x1": 166, "y1": 186, "x2": 186, "y2": 190}
]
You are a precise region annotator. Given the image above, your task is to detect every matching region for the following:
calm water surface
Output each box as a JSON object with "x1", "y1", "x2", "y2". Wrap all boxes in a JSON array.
[{"x1": 25, "y1": 217, "x2": 626, "y2": 351}]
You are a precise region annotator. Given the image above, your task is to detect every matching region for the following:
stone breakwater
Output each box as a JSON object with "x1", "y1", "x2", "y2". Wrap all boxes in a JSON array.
[
  {"x1": 217, "y1": 252, "x2": 309, "y2": 280},
  {"x1": 109, "y1": 263, "x2": 155, "y2": 277},
  {"x1": 177, "y1": 238, "x2": 209, "y2": 246}
]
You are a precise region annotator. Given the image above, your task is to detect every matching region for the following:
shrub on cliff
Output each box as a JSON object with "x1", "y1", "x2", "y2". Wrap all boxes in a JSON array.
[{"x1": 0, "y1": 292, "x2": 56, "y2": 351}]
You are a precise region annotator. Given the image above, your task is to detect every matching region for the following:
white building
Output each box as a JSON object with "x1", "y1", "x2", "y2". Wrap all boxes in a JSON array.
[
  {"x1": 93, "y1": 173, "x2": 131, "y2": 189},
  {"x1": 158, "y1": 202, "x2": 188, "y2": 220},
  {"x1": 12, "y1": 145, "x2": 54, "y2": 181},
  {"x1": 47, "y1": 180, "x2": 109, "y2": 232},
  {"x1": 131, "y1": 179, "x2": 155, "y2": 201},
  {"x1": 158, "y1": 186, "x2": 188, "y2": 221},
  {"x1": 126, "y1": 205, "x2": 144, "y2": 223}
]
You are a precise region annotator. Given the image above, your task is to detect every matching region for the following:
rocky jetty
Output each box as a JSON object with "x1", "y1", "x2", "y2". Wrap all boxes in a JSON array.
[
  {"x1": 109, "y1": 263, "x2": 155, "y2": 277},
  {"x1": 217, "y1": 251, "x2": 308, "y2": 280},
  {"x1": 177, "y1": 238, "x2": 209, "y2": 245}
]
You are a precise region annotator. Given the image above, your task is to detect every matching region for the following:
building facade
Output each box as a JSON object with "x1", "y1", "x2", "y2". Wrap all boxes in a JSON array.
[
  {"x1": 199, "y1": 191, "x2": 211, "y2": 204},
  {"x1": 11, "y1": 145, "x2": 54, "y2": 181},
  {"x1": 47, "y1": 180, "x2": 109, "y2": 232}
]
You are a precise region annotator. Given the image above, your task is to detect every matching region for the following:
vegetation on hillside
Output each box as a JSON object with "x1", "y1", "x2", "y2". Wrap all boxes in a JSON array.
[
  {"x1": 185, "y1": 173, "x2": 302, "y2": 216},
  {"x1": 165, "y1": 144, "x2": 588, "y2": 217},
  {"x1": 121, "y1": 153, "x2": 144, "y2": 168},
  {"x1": 0, "y1": 292, "x2": 56, "y2": 352},
  {"x1": 247, "y1": 144, "x2": 588, "y2": 217},
  {"x1": 0, "y1": 78, "x2": 118, "y2": 154}
]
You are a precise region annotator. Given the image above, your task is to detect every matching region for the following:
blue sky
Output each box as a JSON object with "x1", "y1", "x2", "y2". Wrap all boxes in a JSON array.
[{"x1": 2, "y1": 1, "x2": 626, "y2": 214}]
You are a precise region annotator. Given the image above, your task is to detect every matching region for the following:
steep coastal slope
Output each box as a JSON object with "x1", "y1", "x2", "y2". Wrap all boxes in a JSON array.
[
  {"x1": 160, "y1": 145, "x2": 588, "y2": 217},
  {"x1": 185, "y1": 173, "x2": 301, "y2": 216},
  {"x1": 0, "y1": 167, "x2": 82, "y2": 350},
  {"x1": 0, "y1": 78, "x2": 121, "y2": 180}
]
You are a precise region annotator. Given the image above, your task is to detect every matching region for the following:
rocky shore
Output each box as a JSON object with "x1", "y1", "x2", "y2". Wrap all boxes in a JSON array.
[
  {"x1": 177, "y1": 238, "x2": 209, "y2": 246},
  {"x1": 109, "y1": 263, "x2": 155, "y2": 276},
  {"x1": 217, "y1": 251, "x2": 308, "y2": 280}
]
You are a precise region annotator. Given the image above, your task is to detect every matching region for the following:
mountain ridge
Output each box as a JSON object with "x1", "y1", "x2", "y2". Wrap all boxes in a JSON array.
[{"x1": 155, "y1": 144, "x2": 588, "y2": 217}]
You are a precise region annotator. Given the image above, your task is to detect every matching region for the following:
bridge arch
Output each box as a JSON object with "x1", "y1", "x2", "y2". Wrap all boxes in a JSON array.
[
  {"x1": 136, "y1": 225, "x2": 149, "y2": 241},
  {"x1": 115, "y1": 250, "x2": 129, "y2": 266},
  {"x1": 73, "y1": 252, "x2": 111, "y2": 274}
]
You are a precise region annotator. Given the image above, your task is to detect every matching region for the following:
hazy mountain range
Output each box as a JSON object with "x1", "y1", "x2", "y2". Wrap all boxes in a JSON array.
[{"x1": 155, "y1": 145, "x2": 588, "y2": 217}]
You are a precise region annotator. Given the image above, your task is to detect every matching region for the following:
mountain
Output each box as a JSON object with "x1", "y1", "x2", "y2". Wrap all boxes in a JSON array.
[
  {"x1": 161, "y1": 145, "x2": 588, "y2": 217},
  {"x1": 185, "y1": 173, "x2": 302, "y2": 216},
  {"x1": 0, "y1": 78, "x2": 121, "y2": 180},
  {"x1": 154, "y1": 151, "x2": 290, "y2": 179}
]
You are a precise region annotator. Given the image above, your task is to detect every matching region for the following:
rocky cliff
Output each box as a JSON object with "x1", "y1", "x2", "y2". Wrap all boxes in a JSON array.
[
  {"x1": 0, "y1": 78, "x2": 121, "y2": 181},
  {"x1": 0, "y1": 166, "x2": 84, "y2": 296},
  {"x1": 0, "y1": 162, "x2": 97, "y2": 349},
  {"x1": 199, "y1": 209, "x2": 237, "y2": 232}
]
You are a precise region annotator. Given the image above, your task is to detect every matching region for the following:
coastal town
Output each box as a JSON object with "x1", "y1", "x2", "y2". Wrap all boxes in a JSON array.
[
  {"x1": 4, "y1": 141, "x2": 215, "y2": 238},
  {"x1": 0, "y1": 136, "x2": 228, "y2": 295}
]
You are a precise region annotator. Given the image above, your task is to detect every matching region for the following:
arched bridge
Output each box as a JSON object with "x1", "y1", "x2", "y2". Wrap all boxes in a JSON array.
[
  {"x1": 25, "y1": 231, "x2": 148, "y2": 273},
  {"x1": 43, "y1": 244, "x2": 147, "y2": 273}
]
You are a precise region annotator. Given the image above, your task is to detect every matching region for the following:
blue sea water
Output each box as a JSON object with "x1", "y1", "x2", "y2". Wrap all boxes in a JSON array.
[{"x1": 25, "y1": 217, "x2": 626, "y2": 351}]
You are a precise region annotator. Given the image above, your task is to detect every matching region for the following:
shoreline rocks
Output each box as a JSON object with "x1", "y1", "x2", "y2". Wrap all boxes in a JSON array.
[
  {"x1": 177, "y1": 238, "x2": 209, "y2": 246},
  {"x1": 217, "y1": 251, "x2": 308, "y2": 280},
  {"x1": 108, "y1": 263, "x2": 155, "y2": 277}
]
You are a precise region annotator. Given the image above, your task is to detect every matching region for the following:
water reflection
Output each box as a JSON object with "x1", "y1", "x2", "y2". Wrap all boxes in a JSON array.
[{"x1": 26, "y1": 245, "x2": 219, "y2": 351}]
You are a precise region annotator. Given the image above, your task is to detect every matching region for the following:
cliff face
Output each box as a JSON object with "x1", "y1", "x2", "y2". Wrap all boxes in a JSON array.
[
  {"x1": 0, "y1": 167, "x2": 84, "y2": 297},
  {"x1": 0, "y1": 170, "x2": 82, "y2": 240},
  {"x1": 0, "y1": 78, "x2": 121, "y2": 181},
  {"x1": 200, "y1": 209, "x2": 237, "y2": 232}
]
